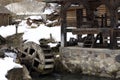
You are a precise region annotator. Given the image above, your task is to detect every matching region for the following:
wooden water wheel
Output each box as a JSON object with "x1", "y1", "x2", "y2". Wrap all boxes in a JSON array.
[{"x1": 20, "y1": 42, "x2": 54, "y2": 74}]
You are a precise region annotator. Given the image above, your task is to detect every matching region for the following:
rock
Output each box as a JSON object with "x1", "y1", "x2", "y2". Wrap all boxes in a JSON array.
[
  {"x1": 6, "y1": 33, "x2": 24, "y2": 48},
  {"x1": 6, "y1": 68, "x2": 23, "y2": 80},
  {"x1": 0, "y1": 50, "x2": 5, "y2": 58}
]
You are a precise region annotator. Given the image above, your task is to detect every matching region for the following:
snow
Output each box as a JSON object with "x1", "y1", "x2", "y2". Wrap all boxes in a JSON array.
[
  {"x1": 0, "y1": 55, "x2": 22, "y2": 80},
  {"x1": 0, "y1": 20, "x2": 76, "y2": 46},
  {"x1": 23, "y1": 24, "x2": 51, "y2": 44},
  {"x1": 26, "y1": 16, "x2": 42, "y2": 20},
  {"x1": 5, "y1": 1, "x2": 59, "y2": 16},
  {"x1": 5, "y1": 1, "x2": 46, "y2": 15},
  {"x1": 5, "y1": 52, "x2": 17, "y2": 62},
  {"x1": 43, "y1": 3, "x2": 59, "y2": 15},
  {"x1": 48, "y1": 43, "x2": 58, "y2": 47},
  {"x1": 0, "y1": 25, "x2": 16, "y2": 38},
  {"x1": 43, "y1": 8, "x2": 54, "y2": 15}
]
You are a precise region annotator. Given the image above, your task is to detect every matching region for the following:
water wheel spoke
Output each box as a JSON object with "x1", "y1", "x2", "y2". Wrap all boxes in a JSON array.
[{"x1": 34, "y1": 58, "x2": 41, "y2": 63}]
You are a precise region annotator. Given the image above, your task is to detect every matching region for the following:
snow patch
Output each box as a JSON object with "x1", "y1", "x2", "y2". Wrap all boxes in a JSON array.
[{"x1": 0, "y1": 56, "x2": 22, "y2": 80}]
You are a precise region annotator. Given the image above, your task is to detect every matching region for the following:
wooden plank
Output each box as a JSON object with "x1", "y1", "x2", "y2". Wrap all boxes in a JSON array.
[
  {"x1": 72, "y1": 28, "x2": 111, "y2": 35},
  {"x1": 76, "y1": 9, "x2": 83, "y2": 41},
  {"x1": 61, "y1": 2, "x2": 71, "y2": 47},
  {"x1": 73, "y1": 29, "x2": 99, "y2": 34},
  {"x1": 113, "y1": 29, "x2": 120, "y2": 37},
  {"x1": 110, "y1": 29, "x2": 117, "y2": 49}
]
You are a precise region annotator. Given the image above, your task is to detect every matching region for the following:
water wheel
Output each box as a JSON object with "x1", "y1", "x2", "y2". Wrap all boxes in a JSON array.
[{"x1": 20, "y1": 42, "x2": 54, "y2": 74}]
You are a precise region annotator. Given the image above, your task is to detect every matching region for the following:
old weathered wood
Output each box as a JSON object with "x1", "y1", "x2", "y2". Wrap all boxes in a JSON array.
[
  {"x1": 76, "y1": 9, "x2": 83, "y2": 42},
  {"x1": 72, "y1": 28, "x2": 111, "y2": 35},
  {"x1": 76, "y1": 9, "x2": 83, "y2": 28},
  {"x1": 110, "y1": 29, "x2": 115, "y2": 49},
  {"x1": 104, "y1": 13, "x2": 107, "y2": 27},
  {"x1": 20, "y1": 42, "x2": 54, "y2": 74},
  {"x1": 60, "y1": 2, "x2": 71, "y2": 47},
  {"x1": 102, "y1": 0, "x2": 120, "y2": 28}
]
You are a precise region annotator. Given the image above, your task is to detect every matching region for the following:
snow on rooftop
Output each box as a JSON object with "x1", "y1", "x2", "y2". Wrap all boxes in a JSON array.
[
  {"x1": 5, "y1": 1, "x2": 46, "y2": 15},
  {"x1": 26, "y1": 16, "x2": 42, "y2": 20},
  {"x1": 43, "y1": 8, "x2": 54, "y2": 15}
]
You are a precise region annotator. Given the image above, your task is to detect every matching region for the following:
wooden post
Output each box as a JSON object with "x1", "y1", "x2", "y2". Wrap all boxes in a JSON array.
[
  {"x1": 101, "y1": 15, "x2": 104, "y2": 27},
  {"x1": 104, "y1": 13, "x2": 107, "y2": 27},
  {"x1": 110, "y1": 10, "x2": 118, "y2": 28},
  {"x1": 76, "y1": 9, "x2": 83, "y2": 28},
  {"x1": 86, "y1": 9, "x2": 94, "y2": 27},
  {"x1": 110, "y1": 29, "x2": 117, "y2": 49},
  {"x1": 16, "y1": 25, "x2": 18, "y2": 35},
  {"x1": 107, "y1": 7, "x2": 118, "y2": 49},
  {"x1": 60, "y1": 3, "x2": 68, "y2": 47},
  {"x1": 76, "y1": 9, "x2": 83, "y2": 42}
]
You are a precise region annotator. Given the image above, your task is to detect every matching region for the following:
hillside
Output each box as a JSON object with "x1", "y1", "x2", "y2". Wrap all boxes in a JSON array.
[{"x1": 0, "y1": 0, "x2": 43, "y2": 6}]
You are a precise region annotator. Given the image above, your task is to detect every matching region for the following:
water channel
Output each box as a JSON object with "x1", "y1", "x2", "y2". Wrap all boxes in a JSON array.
[{"x1": 32, "y1": 73, "x2": 120, "y2": 80}]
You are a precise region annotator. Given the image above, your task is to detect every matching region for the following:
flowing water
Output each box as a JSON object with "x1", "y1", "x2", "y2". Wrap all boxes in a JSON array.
[{"x1": 32, "y1": 73, "x2": 119, "y2": 80}]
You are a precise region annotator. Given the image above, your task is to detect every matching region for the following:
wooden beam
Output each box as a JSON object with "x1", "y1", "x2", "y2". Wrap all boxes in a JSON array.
[
  {"x1": 76, "y1": 9, "x2": 83, "y2": 28},
  {"x1": 110, "y1": 29, "x2": 116, "y2": 49},
  {"x1": 76, "y1": 9, "x2": 83, "y2": 41},
  {"x1": 72, "y1": 28, "x2": 111, "y2": 35},
  {"x1": 60, "y1": 2, "x2": 71, "y2": 47}
]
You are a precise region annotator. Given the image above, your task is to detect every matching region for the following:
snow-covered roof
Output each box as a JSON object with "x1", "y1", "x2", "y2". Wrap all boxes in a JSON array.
[
  {"x1": 0, "y1": 5, "x2": 11, "y2": 14},
  {"x1": 43, "y1": 0, "x2": 62, "y2": 3},
  {"x1": 5, "y1": 0, "x2": 46, "y2": 15}
]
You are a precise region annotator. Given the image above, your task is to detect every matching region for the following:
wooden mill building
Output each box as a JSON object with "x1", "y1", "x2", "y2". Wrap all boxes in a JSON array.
[
  {"x1": 0, "y1": 5, "x2": 12, "y2": 26},
  {"x1": 44, "y1": 0, "x2": 120, "y2": 49}
]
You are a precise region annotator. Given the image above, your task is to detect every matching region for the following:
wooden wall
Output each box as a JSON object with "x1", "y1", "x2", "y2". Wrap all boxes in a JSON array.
[
  {"x1": 66, "y1": 5, "x2": 108, "y2": 27},
  {"x1": 0, "y1": 13, "x2": 12, "y2": 26}
]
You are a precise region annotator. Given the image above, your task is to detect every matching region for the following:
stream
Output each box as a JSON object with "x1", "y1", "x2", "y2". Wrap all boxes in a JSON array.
[{"x1": 32, "y1": 73, "x2": 119, "y2": 80}]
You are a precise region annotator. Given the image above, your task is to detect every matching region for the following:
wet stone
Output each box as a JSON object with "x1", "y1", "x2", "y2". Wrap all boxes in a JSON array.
[{"x1": 115, "y1": 55, "x2": 120, "y2": 63}]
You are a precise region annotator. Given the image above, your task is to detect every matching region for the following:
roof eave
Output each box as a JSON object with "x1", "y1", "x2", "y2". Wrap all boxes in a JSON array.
[{"x1": 42, "y1": 0, "x2": 62, "y2": 3}]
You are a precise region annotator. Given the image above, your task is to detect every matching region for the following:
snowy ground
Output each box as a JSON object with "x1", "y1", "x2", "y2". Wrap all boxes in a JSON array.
[
  {"x1": 0, "y1": 19, "x2": 77, "y2": 46},
  {"x1": 0, "y1": 52, "x2": 22, "y2": 80}
]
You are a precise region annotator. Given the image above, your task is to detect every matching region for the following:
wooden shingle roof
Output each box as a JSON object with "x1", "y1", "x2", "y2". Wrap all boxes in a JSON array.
[{"x1": 0, "y1": 5, "x2": 11, "y2": 14}]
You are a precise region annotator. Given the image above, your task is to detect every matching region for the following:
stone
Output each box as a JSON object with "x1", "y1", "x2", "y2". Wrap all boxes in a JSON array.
[
  {"x1": 115, "y1": 55, "x2": 120, "y2": 63},
  {"x1": 60, "y1": 47, "x2": 120, "y2": 78},
  {"x1": 6, "y1": 68, "x2": 23, "y2": 80}
]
